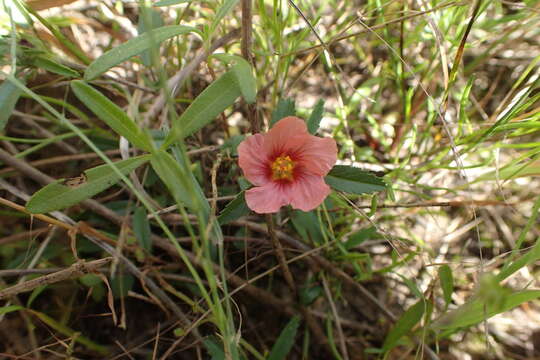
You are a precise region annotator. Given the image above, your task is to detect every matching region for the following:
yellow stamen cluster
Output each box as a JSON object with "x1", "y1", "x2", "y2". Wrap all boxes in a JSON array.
[{"x1": 271, "y1": 155, "x2": 295, "y2": 181}]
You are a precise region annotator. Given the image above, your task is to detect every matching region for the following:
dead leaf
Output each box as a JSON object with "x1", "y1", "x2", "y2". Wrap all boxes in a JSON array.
[{"x1": 26, "y1": 0, "x2": 79, "y2": 11}]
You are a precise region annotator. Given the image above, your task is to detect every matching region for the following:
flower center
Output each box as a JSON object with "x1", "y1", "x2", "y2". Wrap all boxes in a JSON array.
[{"x1": 271, "y1": 155, "x2": 295, "y2": 181}]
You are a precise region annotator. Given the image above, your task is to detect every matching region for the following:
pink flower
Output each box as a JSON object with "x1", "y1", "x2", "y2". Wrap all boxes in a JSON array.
[{"x1": 238, "y1": 116, "x2": 337, "y2": 213}]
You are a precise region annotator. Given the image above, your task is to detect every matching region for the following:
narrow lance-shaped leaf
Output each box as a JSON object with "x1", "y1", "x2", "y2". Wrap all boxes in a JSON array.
[
  {"x1": 212, "y1": 54, "x2": 257, "y2": 103},
  {"x1": 164, "y1": 70, "x2": 241, "y2": 146},
  {"x1": 383, "y1": 300, "x2": 427, "y2": 352},
  {"x1": 154, "y1": 0, "x2": 191, "y2": 7},
  {"x1": 26, "y1": 155, "x2": 151, "y2": 214},
  {"x1": 307, "y1": 99, "x2": 325, "y2": 134},
  {"x1": 325, "y1": 165, "x2": 386, "y2": 195},
  {"x1": 270, "y1": 98, "x2": 296, "y2": 127},
  {"x1": 133, "y1": 206, "x2": 152, "y2": 252},
  {"x1": 231, "y1": 60, "x2": 256, "y2": 104},
  {"x1": 33, "y1": 56, "x2": 80, "y2": 78},
  {"x1": 218, "y1": 191, "x2": 250, "y2": 224},
  {"x1": 137, "y1": 8, "x2": 164, "y2": 67},
  {"x1": 150, "y1": 150, "x2": 204, "y2": 212},
  {"x1": 0, "y1": 78, "x2": 23, "y2": 131},
  {"x1": 84, "y1": 25, "x2": 200, "y2": 80},
  {"x1": 28, "y1": 309, "x2": 108, "y2": 354},
  {"x1": 432, "y1": 290, "x2": 540, "y2": 331},
  {"x1": 210, "y1": 0, "x2": 240, "y2": 33},
  {"x1": 0, "y1": 305, "x2": 23, "y2": 316},
  {"x1": 439, "y1": 265, "x2": 454, "y2": 308},
  {"x1": 71, "y1": 80, "x2": 153, "y2": 151},
  {"x1": 496, "y1": 235, "x2": 540, "y2": 282},
  {"x1": 267, "y1": 316, "x2": 301, "y2": 360},
  {"x1": 150, "y1": 150, "x2": 224, "y2": 243}
]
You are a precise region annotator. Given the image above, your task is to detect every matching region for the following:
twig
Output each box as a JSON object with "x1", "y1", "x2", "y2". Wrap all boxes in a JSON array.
[
  {"x1": 0, "y1": 228, "x2": 49, "y2": 246},
  {"x1": 0, "y1": 146, "x2": 217, "y2": 176},
  {"x1": 331, "y1": 200, "x2": 518, "y2": 210},
  {"x1": 18, "y1": 116, "x2": 78, "y2": 155},
  {"x1": 234, "y1": 219, "x2": 397, "y2": 322},
  {"x1": 0, "y1": 179, "x2": 198, "y2": 338},
  {"x1": 0, "y1": 258, "x2": 112, "y2": 300},
  {"x1": 143, "y1": 29, "x2": 240, "y2": 125},
  {"x1": 0, "y1": 148, "x2": 121, "y2": 222},
  {"x1": 266, "y1": 214, "x2": 296, "y2": 293},
  {"x1": 322, "y1": 274, "x2": 350, "y2": 360}
]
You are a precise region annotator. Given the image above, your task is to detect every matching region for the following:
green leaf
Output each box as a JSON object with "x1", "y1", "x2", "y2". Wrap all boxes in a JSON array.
[
  {"x1": 27, "y1": 285, "x2": 48, "y2": 307},
  {"x1": 382, "y1": 300, "x2": 427, "y2": 352},
  {"x1": 299, "y1": 285, "x2": 323, "y2": 306},
  {"x1": 29, "y1": 309, "x2": 108, "y2": 353},
  {"x1": 165, "y1": 70, "x2": 241, "y2": 145},
  {"x1": 137, "y1": 8, "x2": 164, "y2": 67},
  {"x1": 267, "y1": 316, "x2": 301, "y2": 360},
  {"x1": 307, "y1": 99, "x2": 324, "y2": 134},
  {"x1": 221, "y1": 134, "x2": 245, "y2": 156},
  {"x1": 84, "y1": 25, "x2": 199, "y2": 80},
  {"x1": 474, "y1": 161, "x2": 540, "y2": 182},
  {"x1": 344, "y1": 226, "x2": 377, "y2": 250},
  {"x1": 33, "y1": 56, "x2": 80, "y2": 78},
  {"x1": 0, "y1": 78, "x2": 23, "y2": 131},
  {"x1": 0, "y1": 304, "x2": 23, "y2": 316},
  {"x1": 26, "y1": 155, "x2": 150, "y2": 213},
  {"x1": 211, "y1": 0, "x2": 240, "y2": 33},
  {"x1": 290, "y1": 210, "x2": 325, "y2": 245},
  {"x1": 433, "y1": 289, "x2": 540, "y2": 331},
  {"x1": 325, "y1": 165, "x2": 386, "y2": 195},
  {"x1": 231, "y1": 62, "x2": 256, "y2": 104},
  {"x1": 497, "y1": 237, "x2": 540, "y2": 282},
  {"x1": 133, "y1": 206, "x2": 152, "y2": 251},
  {"x1": 212, "y1": 54, "x2": 256, "y2": 103},
  {"x1": 154, "y1": 0, "x2": 191, "y2": 6},
  {"x1": 218, "y1": 191, "x2": 250, "y2": 224},
  {"x1": 270, "y1": 98, "x2": 296, "y2": 127},
  {"x1": 439, "y1": 265, "x2": 453, "y2": 308},
  {"x1": 203, "y1": 336, "x2": 225, "y2": 360},
  {"x1": 111, "y1": 273, "x2": 135, "y2": 299},
  {"x1": 150, "y1": 150, "x2": 204, "y2": 211},
  {"x1": 80, "y1": 274, "x2": 103, "y2": 287},
  {"x1": 71, "y1": 80, "x2": 153, "y2": 151}
]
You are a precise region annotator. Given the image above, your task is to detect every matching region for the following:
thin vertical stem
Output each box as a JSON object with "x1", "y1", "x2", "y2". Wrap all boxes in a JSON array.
[
  {"x1": 241, "y1": 0, "x2": 260, "y2": 133},
  {"x1": 266, "y1": 214, "x2": 296, "y2": 294}
]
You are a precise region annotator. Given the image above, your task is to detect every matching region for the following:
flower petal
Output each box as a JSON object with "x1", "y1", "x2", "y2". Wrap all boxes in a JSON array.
[
  {"x1": 296, "y1": 136, "x2": 337, "y2": 176},
  {"x1": 245, "y1": 183, "x2": 288, "y2": 214},
  {"x1": 238, "y1": 133, "x2": 270, "y2": 186},
  {"x1": 264, "y1": 116, "x2": 309, "y2": 157},
  {"x1": 288, "y1": 174, "x2": 331, "y2": 212}
]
